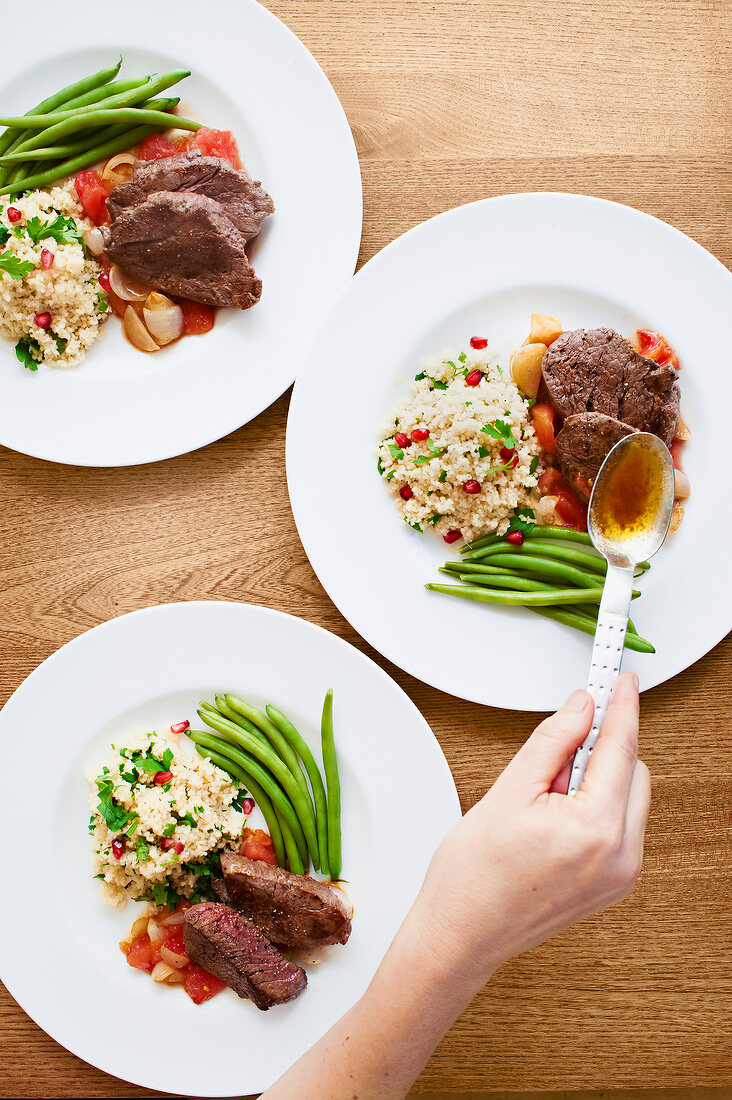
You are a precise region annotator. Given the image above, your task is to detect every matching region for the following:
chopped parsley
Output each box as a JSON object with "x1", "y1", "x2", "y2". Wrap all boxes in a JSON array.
[
  {"x1": 529, "y1": 456, "x2": 539, "y2": 475},
  {"x1": 404, "y1": 518, "x2": 423, "y2": 533},
  {"x1": 0, "y1": 251, "x2": 35, "y2": 279},
  {"x1": 95, "y1": 291, "x2": 108, "y2": 314},
  {"x1": 377, "y1": 456, "x2": 384, "y2": 475},
  {"x1": 426, "y1": 513, "x2": 441, "y2": 526},
  {"x1": 94, "y1": 775, "x2": 138, "y2": 835},
  {"x1": 162, "y1": 822, "x2": 176, "y2": 837},
  {"x1": 52, "y1": 333, "x2": 67, "y2": 355},
  {"x1": 231, "y1": 789, "x2": 250, "y2": 813},
  {"x1": 388, "y1": 442, "x2": 404, "y2": 462},
  {"x1": 175, "y1": 811, "x2": 198, "y2": 829},
  {"x1": 135, "y1": 837, "x2": 150, "y2": 863},
  {"x1": 0, "y1": 226, "x2": 9, "y2": 247},
  {"x1": 386, "y1": 470, "x2": 395, "y2": 480},
  {"x1": 24, "y1": 213, "x2": 82, "y2": 247},
  {"x1": 477, "y1": 445, "x2": 491, "y2": 458},
  {"x1": 414, "y1": 437, "x2": 446, "y2": 466},
  {"x1": 508, "y1": 506, "x2": 536, "y2": 536},
  {"x1": 438, "y1": 469, "x2": 447, "y2": 483},
  {"x1": 15, "y1": 337, "x2": 41, "y2": 371},
  {"x1": 481, "y1": 418, "x2": 520, "y2": 451}
]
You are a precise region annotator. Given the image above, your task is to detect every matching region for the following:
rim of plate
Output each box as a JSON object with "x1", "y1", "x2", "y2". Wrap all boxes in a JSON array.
[
  {"x1": 0, "y1": 601, "x2": 460, "y2": 1095},
  {"x1": 0, "y1": 0, "x2": 362, "y2": 466},
  {"x1": 286, "y1": 192, "x2": 732, "y2": 710}
]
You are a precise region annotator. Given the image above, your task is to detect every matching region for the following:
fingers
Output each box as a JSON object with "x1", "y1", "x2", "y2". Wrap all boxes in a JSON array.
[
  {"x1": 548, "y1": 758, "x2": 572, "y2": 795},
  {"x1": 581, "y1": 672, "x2": 640, "y2": 810},
  {"x1": 625, "y1": 759, "x2": 651, "y2": 843},
  {"x1": 502, "y1": 689, "x2": 594, "y2": 798}
]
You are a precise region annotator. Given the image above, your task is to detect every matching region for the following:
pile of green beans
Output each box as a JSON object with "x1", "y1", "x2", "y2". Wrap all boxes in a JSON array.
[
  {"x1": 189, "y1": 689, "x2": 343, "y2": 880},
  {"x1": 0, "y1": 58, "x2": 200, "y2": 195},
  {"x1": 427, "y1": 525, "x2": 655, "y2": 653}
]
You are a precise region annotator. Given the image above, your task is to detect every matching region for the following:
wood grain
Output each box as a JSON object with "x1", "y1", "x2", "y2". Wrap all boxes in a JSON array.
[{"x1": 1, "y1": 0, "x2": 731, "y2": 1095}]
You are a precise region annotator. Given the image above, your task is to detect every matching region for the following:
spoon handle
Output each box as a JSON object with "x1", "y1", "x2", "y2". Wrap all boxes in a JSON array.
[{"x1": 568, "y1": 564, "x2": 635, "y2": 796}]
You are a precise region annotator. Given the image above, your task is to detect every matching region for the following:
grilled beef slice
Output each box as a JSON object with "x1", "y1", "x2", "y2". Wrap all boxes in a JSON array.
[
  {"x1": 106, "y1": 151, "x2": 274, "y2": 242},
  {"x1": 220, "y1": 851, "x2": 352, "y2": 952},
  {"x1": 541, "y1": 327, "x2": 680, "y2": 445},
  {"x1": 555, "y1": 412, "x2": 638, "y2": 492},
  {"x1": 106, "y1": 191, "x2": 262, "y2": 310},
  {"x1": 183, "y1": 902, "x2": 307, "y2": 1010}
]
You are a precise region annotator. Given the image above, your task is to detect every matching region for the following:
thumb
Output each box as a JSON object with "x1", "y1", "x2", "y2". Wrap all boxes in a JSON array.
[{"x1": 500, "y1": 689, "x2": 594, "y2": 798}]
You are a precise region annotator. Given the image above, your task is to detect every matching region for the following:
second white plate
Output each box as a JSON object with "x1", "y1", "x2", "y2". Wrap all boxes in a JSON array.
[
  {"x1": 287, "y1": 193, "x2": 732, "y2": 710},
  {"x1": 0, "y1": 0, "x2": 362, "y2": 466}
]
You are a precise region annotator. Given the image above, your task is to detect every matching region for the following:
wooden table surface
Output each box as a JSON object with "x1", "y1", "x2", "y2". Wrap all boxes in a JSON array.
[{"x1": 1, "y1": 0, "x2": 730, "y2": 1096}]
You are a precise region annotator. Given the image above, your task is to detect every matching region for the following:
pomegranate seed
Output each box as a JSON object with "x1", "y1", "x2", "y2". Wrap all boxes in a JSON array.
[
  {"x1": 98, "y1": 271, "x2": 111, "y2": 291},
  {"x1": 500, "y1": 446, "x2": 515, "y2": 461},
  {"x1": 506, "y1": 530, "x2": 524, "y2": 546},
  {"x1": 463, "y1": 479, "x2": 481, "y2": 494},
  {"x1": 410, "y1": 427, "x2": 430, "y2": 442},
  {"x1": 174, "y1": 841, "x2": 184, "y2": 855},
  {"x1": 400, "y1": 484, "x2": 413, "y2": 501},
  {"x1": 111, "y1": 837, "x2": 125, "y2": 859},
  {"x1": 394, "y1": 432, "x2": 411, "y2": 449},
  {"x1": 160, "y1": 837, "x2": 175, "y2": 851},
  {"x1": 509, "y1": 454, "x2": 519, "y2": 468},
  {"x1": 465, "y1": 369, "x2": 482, "y2": 386},
  {"x1": 470, "y1": 336, "x2": 488, "y2": 350},
  {"x1": 242, "y1": 797, "x2": 255, "y2": 814},
  {"x1": 443, "y1": 529, "x2": 462, "y2": 544},
  {"x1": 40, "y1": 248, "x2": 54, "y2": 270},
  {"x1": 170, "y1": 720, "x2": 190, "y2": 734},
  {"x1": 33, "y1": 312, "x2": 52, "y2": 329},
  {"x1": 154, "y1": 770, "x2": 173, "y2": 785},
  {"x1": 7, "y1": 206, "x2": 21, "y2": 224}
]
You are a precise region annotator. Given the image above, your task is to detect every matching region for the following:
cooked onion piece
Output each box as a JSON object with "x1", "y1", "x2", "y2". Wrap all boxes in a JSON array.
[
  {"x1": 674, "y1": 468, "x2": 691, "y2": 500},
  {"x1": 529, "y1": 314, "x2": 562, "y2": 346},
  {"x1": 143, "y1": 292, "x2": 183, "y2": 345},
  {"x1": 83, "y1": 227, "x2": 105, "y2": 256},
  {"x1": 109, "y1": 263, "x2": 153, "y2": 303},
  {"x1": 102, "y1": 152, "x2": 139, "y2": 187},
  {"x1": 151, "y1": 961, "x2": 175, "y2": 983},
  {"x1": 511, "y1": 343, "x2": 546, "y2": 399},
  {"x1": 160, "y1": 943, "x2": 188, "y2": 970},
  {"x1": 123, "y1": 305, "x2": 160, "y2": 352}
]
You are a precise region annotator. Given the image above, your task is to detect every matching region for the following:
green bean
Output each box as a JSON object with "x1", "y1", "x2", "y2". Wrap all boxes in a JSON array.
[
  {"x1": 0, "y1": 105, "x2": 178, "y2": 165},
  {"x1": 61, "y1": 75, "x2": 152, "y2": 112},
  {"x1": 266, "y1": 704, "x2": 330, "y2": 879},
  {"x1": 0, "y1": 123, "x2": 166, "y2": 195},
  {"x1": 321, "y1": 689, "x2": 342, "y2": 881},
  {"x1": 473, "y1": 552, "x2": 607, "y2": 590},
  {"x1": 450, "y1": 571, "x2": 641, "y2": 600},
  {"x1": 443, "y1": 569, "x2": 553, "y2": 592},
  {"x1": 0, "y1": 58, "x2": 123, "y2": 185},
  {"x1": 0, "y1": 70, "x2": 190, "y2": 134},
  {"x1": 468, "y1": 539, "x2": 608, "y2": 575},
  {"x1": 460, "y1": 525, "x2": 594, "y2": 560},
  {"x1": 427, "y1": 582, "x2": 621, "y2": 606},
  {"x1": 189, "y1": 729, "x2": 309, "y2": 867},
  {"x1": 196, "y1": 708, "x2": 319, "y2": 868},
  {"x1": 224, "y1": 695, "x2": 316, "y2": 843},
  {"x1": 194, "y1": 744, "x2": 287, "y2": 869},
  {"x1": 213, "y1": 694, "x2": 269, "y2": 746},
  {"x1": 531, "y1": 607, "x2": 655, "y2": 653}
]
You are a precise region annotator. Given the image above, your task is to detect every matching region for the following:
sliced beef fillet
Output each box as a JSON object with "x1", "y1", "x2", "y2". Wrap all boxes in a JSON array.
[
  {"x1": 541, "y1": 328, "x2": 680, "y2": 445},
  {"x1": 555, "y1": 412, "x2": 638, "y2": 493},
  {"x1": 106, "y1": 151, "x2": 274, "y2": 242},
  {"x1": 106, "y1": 191, "x2": 262, "y2": 310},
  {"x1": 220, "y1": 851, "x2": 352, "y2": 952},
  {"x1": 183, "y1": 902, "x2": 307, "y2": 1010}
]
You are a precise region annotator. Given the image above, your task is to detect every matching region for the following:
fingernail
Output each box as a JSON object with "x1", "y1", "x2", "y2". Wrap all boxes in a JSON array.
[
  {"x1": 631, "y1": 672, "x2": 639, "y2": 690},
  {"x1": 566, "y1": 689, "x2": 589, "y2": 712}
]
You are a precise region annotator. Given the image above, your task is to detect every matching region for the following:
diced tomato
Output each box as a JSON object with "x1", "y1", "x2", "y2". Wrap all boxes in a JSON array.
[
  {"x1": 162, "y1": 925, "x2": 187, "y2": 959},
  {"x1": 184, "y1": 965, "x2": 228, "y2": 1005},
  {"x1": 138, "y1": 133, "x2": 179, "y2": 160},
  {"x1": 180, "y1": 299, "x2": 216, "y2": 335},
  {"x1": 532, "y1": 403, "x2": 560, "y2": 454},
  {"x1": 240, "y1": 827, "x2": 277, "y2": 865},
  {"x1": 74, "y1": 170, "x2": 111, "y2": 225},
  {"x1": 636, "y1": 329, "x2": 680, "y2": 370},
  {"x1": 124, "y1": 932, "x2": 154, "y2": 973},
  {"x1": 183, "y1": 128, "x2": 241, "y2": 168},
  {"x1": 537, "y1": 467, "x2": 570, "y2": 496},
  {"x1": 555, "y1": 490, "x2": 588, "y2": 532}
]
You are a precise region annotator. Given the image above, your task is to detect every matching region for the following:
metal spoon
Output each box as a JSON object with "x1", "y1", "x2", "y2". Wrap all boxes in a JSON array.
[{"x1": 567, "y1": 432, "x2": 676, "y2": 795}]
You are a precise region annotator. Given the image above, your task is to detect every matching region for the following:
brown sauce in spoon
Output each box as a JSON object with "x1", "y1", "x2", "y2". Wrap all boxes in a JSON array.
[{"x1": 592, "y1": 438, "x2": 666, "y2": 541}]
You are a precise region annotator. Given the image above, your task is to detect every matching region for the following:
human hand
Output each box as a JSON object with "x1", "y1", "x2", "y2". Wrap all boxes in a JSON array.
[{"x1": 409, "y1": 671, "x2": 651, "y2": 995}]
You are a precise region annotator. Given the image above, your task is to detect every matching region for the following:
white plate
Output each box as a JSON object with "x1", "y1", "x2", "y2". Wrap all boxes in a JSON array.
[
  {"x1": 0, "y1": 602, "x2": 459, "y2": 1095},
  {"x1": 0, "y1": 0, "x2": 362, "y2": 466},
  {"x1": 287, "y1": 193, "x2": 732, "y2": 710}
]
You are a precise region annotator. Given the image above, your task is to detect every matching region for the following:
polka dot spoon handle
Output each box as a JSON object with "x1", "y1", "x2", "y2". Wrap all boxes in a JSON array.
[{"x1": 568, "y1": 564, "x2": 635, "y2": 796}]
